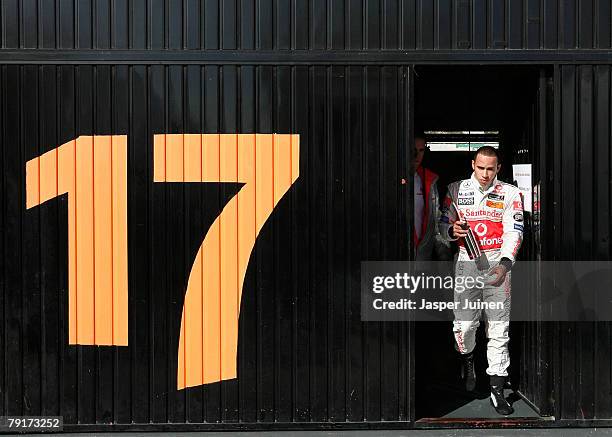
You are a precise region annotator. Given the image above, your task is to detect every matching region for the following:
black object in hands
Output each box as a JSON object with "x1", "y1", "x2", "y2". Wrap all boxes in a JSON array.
[{"x1": 452, "y1": 202, "x2": 490, "y2": 271}]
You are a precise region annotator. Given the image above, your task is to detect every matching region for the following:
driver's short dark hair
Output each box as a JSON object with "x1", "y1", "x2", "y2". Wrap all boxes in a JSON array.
[{"x1": 474, "y1": 146, "x2": 500, "y2": 162}]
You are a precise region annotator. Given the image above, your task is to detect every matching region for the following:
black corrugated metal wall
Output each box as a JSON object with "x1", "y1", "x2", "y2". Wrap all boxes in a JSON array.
[
  {"x1": 1, "y1": 0, "x2": 612, "y2": 430},
  {"x1": 1, "y1": 0, "x2": 611, "y2": 50},
  {"x1": 1, "y1": 62, "x2": 412, "y2": 427},
  {"x1": 551, "y1": 64, "x2": 612, "y2": 419}
]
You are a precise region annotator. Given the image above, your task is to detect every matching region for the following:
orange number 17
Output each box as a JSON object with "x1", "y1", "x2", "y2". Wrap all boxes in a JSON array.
[{"x1": 26, "y1": 133, "x2": 299, "y2": 390}]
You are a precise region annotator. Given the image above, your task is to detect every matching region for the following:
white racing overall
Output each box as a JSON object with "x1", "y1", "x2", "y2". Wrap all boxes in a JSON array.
[{"x1": 439, "y1": 173, "x2": 524, "y2": 377}]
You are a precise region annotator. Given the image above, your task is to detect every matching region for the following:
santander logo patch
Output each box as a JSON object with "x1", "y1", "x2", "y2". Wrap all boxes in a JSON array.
[{"x1": 463, "y1": 209, "x2": 503, "y2": 219}]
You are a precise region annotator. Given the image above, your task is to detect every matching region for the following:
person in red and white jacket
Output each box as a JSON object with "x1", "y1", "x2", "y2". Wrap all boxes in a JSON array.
[
  {"x1": 439, "y1": 146, "x2": 524, "y2": 416},
  {"x1": 412, "y1": 135, "x2": 451, "y2": 261}
]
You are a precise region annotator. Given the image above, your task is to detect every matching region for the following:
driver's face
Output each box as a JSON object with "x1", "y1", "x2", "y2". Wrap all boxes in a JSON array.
[
  {"x1": 412, "y1": 138, "x2": 426, "y2": 170},
  {"x1": 471, "y1": 154, "x2": 500, "y2": 188}
]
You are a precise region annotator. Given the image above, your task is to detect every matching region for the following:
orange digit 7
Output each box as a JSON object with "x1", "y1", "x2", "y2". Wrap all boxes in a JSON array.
[{"x1": 153, "y1": 133, "x2": 299, "y2": 389}]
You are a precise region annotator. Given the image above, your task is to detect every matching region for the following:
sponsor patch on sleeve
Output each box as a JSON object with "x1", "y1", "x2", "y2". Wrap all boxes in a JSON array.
[
  {"x1": 513, "y1": 212, "x2": 524, "y2": 222},
  {"x1": 513, "y1": 200, "x2": 523, "y2": 210},
  {"x1": 514, "y1": 223, "x2": 524, "y2": 231},
  {"x1": 488, "y1": 193, "x2": 505, "y2": 201},
  {"x1": 486, "y1": 200, "x2": 504, "y2": 209}
]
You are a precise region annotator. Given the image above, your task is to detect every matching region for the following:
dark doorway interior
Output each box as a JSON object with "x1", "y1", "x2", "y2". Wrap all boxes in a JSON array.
[{"x1": 413, "y1": 66, "x2": 545, "y2": 420}]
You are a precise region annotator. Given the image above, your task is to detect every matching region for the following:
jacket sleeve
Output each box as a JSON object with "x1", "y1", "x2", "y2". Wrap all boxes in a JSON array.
[
  {"x1": 439, "y1": 183, "x2": 459, "y2": 242},
  {"x1": 500, "y1": 189, "x2": 524, "y2": 263},
  {"x1": 430, "y1": 182, "x2": 453, "y2": 259}
]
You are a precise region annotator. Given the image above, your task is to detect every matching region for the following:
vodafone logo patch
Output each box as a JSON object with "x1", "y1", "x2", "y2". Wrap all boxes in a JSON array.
[
  {"x1": 474, "y1": 223, "x2": 488, "y2": 237},
  {"x1": 479, "y1": 236, "x2": 503, "y2": 247}
]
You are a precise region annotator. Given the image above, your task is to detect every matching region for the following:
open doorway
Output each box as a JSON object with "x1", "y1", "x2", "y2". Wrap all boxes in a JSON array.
[{"x1": 413, "y1": 65, "x2": 551, "y2": 422}]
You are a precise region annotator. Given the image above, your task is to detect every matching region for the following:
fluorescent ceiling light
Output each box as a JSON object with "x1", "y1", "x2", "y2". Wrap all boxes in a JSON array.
[
  {"x1": 427, "y1": 142, "x2": 500, "y2": 151},
  {"x1": 424, "y1": 130, "x2": 500, "y2": 135}
]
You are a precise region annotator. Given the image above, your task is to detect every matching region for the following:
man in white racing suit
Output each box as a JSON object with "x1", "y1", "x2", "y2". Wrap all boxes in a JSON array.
[{"x1": 439, "y1": 146, "x2": 524, "y2": 416}]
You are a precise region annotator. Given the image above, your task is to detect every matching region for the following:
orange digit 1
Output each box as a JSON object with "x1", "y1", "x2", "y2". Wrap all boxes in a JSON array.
[
  {"x1": 153, "y1": 133, "x2": 299, "y2": 389},
  {"x1": 26, "y1": 136, "x2": 128, "y2": 346}
]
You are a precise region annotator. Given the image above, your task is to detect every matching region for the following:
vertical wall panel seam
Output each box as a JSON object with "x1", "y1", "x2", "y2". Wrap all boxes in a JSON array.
[
  {"x1": 473, "y1": 0, "x2": 478, "y2": 48},
  {"x1": 360, "y1": 65, "x2": 367, "y2": 420},
  {"x1": 342, "y1": 64, "x2": 349, "y2": 421},
  {"x1": 36, "y1": 0, "x2": 41, "y2": 48},
  {"x1": 238, "y1": 0, "x2": 243, "y2": 50},
  {"x1": 307, "y1": 65, "x2": 313, "y2": 421},
  {"x1": 416, "y1": 0, "x2": 421, "y2": 49},
  {"x1": 574, "y1": 0, "x2": 579, "y2": 48},
  {"x1": 377, "y1": 66, "x2": 383, "y2": 421},
  {"x1": 199, "y1": 67, "x2": 205, "y2": 421},
  {"x1": 164, "y1": 0, "x2": 169, "y2": 50},
  {"x1": 76, "y1": 0, "x2": 80, "y2": 49},
  {"x1": 109, "y1": 68, "x2": 116, "y2": 422},
  {"x1": 37, "y1": 65, "x2": 44, "y2": 416},
  {"x1": 128, "y1": 0, "x2": 133, "y2": 49},
  {"x1": 406, "y1": 65, "x2": 413, "y2": 422},
  {"x1": 55, "y1": 0, "x2": 60, "y2": 49},
  {"x1": 54, "y1": 67, "x2": 60, "y2": 416},
  {"x1": 434, "y1": 0, "x2": 438, "y2": 49},
  {"x1": 595, "y1": 0, "x2": 599, "y2": 49},
  {"x1": 146, "y1": 0, "x2": 150, "y2": 50},
  {"x1": 73, "y1": 67, "x2": 83, "y2": 422},
  {"x1": 55, "y1": 65, "x2": 63, "y2": 417},
  {"x1": 199, "y1": 1, "x2": 204, "y2": 49},
  {"x1": 361, "y1": 0, "x2": 366, "y2": 50},
  {"x1": 291, "y1": 0, "x2": 295, "y2": 49},
  {"x1": 254, "y1": 66, "x2": 260, "y2": 420},
  {"x1": 522, "y1": 0, "x2": 527, "y2": 49},
  {"x1": 382, "y1": 0, "x2": 387, "y2": 50},
  {"x1": 19, "y1": 65, "x2": 24, "y2": 415},
  {"x1": 607, "y1": 65, "x2": 612, "y2": 408},
  {"x1": 112, "y1": 65, "x2": 120, "y2": 422},
  {"x1": 18, "y1": 0, "x2": 23, "y2": 48},
  {"x1": 486, "y1": 0, "x2": 490, "y2": 48},
  {"x1": 182, "y1": 0, "x2": 186, "y2": 49},
  {"x1": 236, "y1": 66, "x2": 242, "y2": 422},
  {"x1": 146, "y1": 65, "x2": 153, "y2": 423},
  {"x1": 217, "y1": 68, "x2": 223, "y2": 421},
  {"x1": 163, "y1": 66, "x2": 169, "y2": 423},
  {"x1": 1, "y1": 65, "x2": 6, "y2": 416},
  {"x1": 256, "y1": 0, "x2": 260, "y2": 50},
  {"x1": 450, "y1": 0, "x2": 455, "y2": 50},
  {"x1": 344, "y1": 0, "x2": 349, "y2": 50},
  {"x1": 94, "y1": 0, "x2": 98, "y2": 49},
  {"x1": 399, "y1": 0, "x2": 404, "y2": 51},
  {"x1": 220, "y1": 0, "x2": 224, "y2": 50},
  {"x1": 539, "y1": 0, "x2": 544, "y2": 48},
  {"x1": 504, "y1": 0, "x2": 509, "y2": 48},
  {"x1": 325, "y1": 65, "x2": 331, "y2": 421},
  {"x1": 289, "y1": 66, "x2": 296, "y2": 422},
  {"x1": 181, "y1": 66, "x2": 186, "y2": 420},
  {"x1": 326, "y1": 0, "x2": 331, "y2": 49},
  {"x1": 111, "y1": 0, "x2": 115, "y2": 49},
  {"x1": 93, "y1": 72, "x2": 97, "y2": 350},
  {"x1": 395, "y1": 65, "x2": 400, "y2": 420}
]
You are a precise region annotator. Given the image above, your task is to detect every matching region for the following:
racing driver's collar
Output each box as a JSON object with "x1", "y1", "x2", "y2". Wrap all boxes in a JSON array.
[{"x1": 470, "y1": 172, "x2": 498, "y2": 193}]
